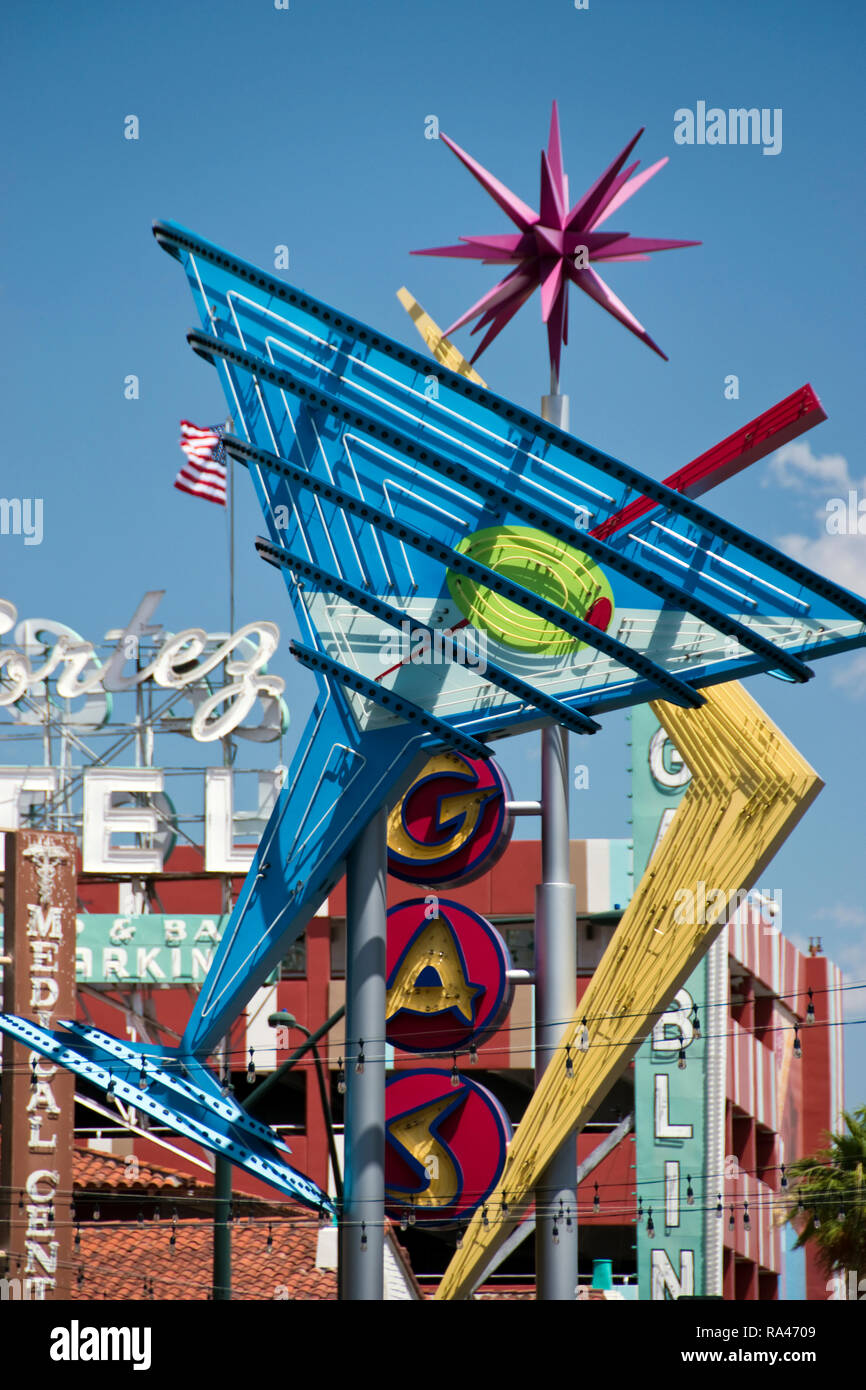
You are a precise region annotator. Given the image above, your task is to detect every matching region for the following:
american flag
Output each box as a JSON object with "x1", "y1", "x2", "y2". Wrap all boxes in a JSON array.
[{"x1": 175, "y1": 421, "x2": 227, "y2": 506}]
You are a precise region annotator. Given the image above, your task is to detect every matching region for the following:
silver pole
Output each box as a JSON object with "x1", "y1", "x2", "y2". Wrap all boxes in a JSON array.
[
  {"x1": 342, "y1": 805, "x2": 388, "y2": 1300},
  {"x1": 534, "y1": 389, "x2": 578, "y2": 1300}
]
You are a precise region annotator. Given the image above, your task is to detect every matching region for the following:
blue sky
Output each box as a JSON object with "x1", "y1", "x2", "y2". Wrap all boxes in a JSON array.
[{"x1": 2, "y1": 0, "x2": 865, "y2": 1101}]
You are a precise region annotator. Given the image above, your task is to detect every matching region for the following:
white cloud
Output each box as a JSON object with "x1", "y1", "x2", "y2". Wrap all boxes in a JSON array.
[
  {"x1": 813, "y1": 903, "x2": 866, "y2": 929},
  {"x1": 766, "y1": 440, "x2": 855, "y2": 492},
  {"x1": 775, "y1": 529, "x2": 866, "y2": 600},
  {"x1": 830, "y1": 651, "x2": 866, "y2": 695},
  {"x1": 769, "y1": 445, "x2": 866, "y2": 698}
]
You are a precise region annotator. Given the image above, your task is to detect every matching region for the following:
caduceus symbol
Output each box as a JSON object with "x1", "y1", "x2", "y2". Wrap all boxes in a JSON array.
[{"x1": 22, "y1": 839, "x2": 71, "y2": 906}]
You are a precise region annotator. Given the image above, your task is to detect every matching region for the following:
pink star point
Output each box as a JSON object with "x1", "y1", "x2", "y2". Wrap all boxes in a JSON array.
[{"x1": 414, "y1": 105, "x2": 699, "y2": 379}]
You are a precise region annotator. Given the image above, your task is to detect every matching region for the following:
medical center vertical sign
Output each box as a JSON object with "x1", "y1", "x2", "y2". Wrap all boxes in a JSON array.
[{"x1": 0, "y1": 830, "x2": 76, "y2": 1299}]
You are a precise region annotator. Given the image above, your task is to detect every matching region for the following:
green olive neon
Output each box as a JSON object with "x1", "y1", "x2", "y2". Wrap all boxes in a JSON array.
[{"x1": 446, "y1": 525, "x2": 615, "y2": 655}]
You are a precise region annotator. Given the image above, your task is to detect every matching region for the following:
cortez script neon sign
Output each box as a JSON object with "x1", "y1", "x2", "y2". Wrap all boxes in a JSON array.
[{"x1": 0, "y1": 592, "x2": 287, "y2": 743}]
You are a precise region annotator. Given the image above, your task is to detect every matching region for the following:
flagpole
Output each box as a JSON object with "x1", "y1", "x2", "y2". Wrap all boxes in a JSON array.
[{"x1": 226, "y1": 415, "x2": 235, "y2": 636}]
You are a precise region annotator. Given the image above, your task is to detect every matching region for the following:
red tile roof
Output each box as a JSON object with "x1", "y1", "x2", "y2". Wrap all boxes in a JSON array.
[
  {"x1": 72, "y1": 1217, "x2": 337, "y2": 1302},
  {"x1": 75, "y1": 1146, "x2": 206, "y2": 1197},
  {"x1": 67, "y1": 1144, "x2": 336, "y2": 1300},
  {"x1": 473, "y1": 1286, "x2": 536, "y2": 1300}
]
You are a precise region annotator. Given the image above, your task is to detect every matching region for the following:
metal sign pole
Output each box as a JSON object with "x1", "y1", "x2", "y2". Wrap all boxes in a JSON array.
[
  {"x1": 212, "y1": 1151, "x2": 233, "y2": 1301},
  {"x1": 534, "y1": 388, "x2": 578, "y2": 1300},
  {"x1": 212, "y1": 1034, "x2": 233, "y2": 1301},
  {"x1": 342, "y1": 806, "x2": 388, "y2": 1299}
]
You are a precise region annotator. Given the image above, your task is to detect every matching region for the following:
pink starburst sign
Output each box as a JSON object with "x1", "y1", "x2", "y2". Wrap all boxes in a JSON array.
[{"x1": 414, "y1": 102, "x2": 700, "y2": 380}]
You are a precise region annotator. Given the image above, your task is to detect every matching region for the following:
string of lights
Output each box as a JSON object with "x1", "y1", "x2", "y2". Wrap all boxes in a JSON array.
[
  {"x1": 211, "y1": 975, "x2": 866, "y2": 1054},
  {"x1": 4, "y1": 1168, "x2": 862, "y2": 1219},
  {"x1": 4, "y1": 1187, "x2": 861, "y2": 1226},
  {"x1": 62, "y1": 976, "x2": 866, "y2": 1059},
  {"x1": 33, "y1": 1151, "x2": 843, "y2": 1196},
  {"x1": 4, "y1": 1186, "x2": 852, "y2": 1245},
  {"x1": 236, "y1": 977, "x2": 860, "y2": 1057},
  {"x1": 4, "y1": 990, "x2": 863, "y2": 1082}
]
